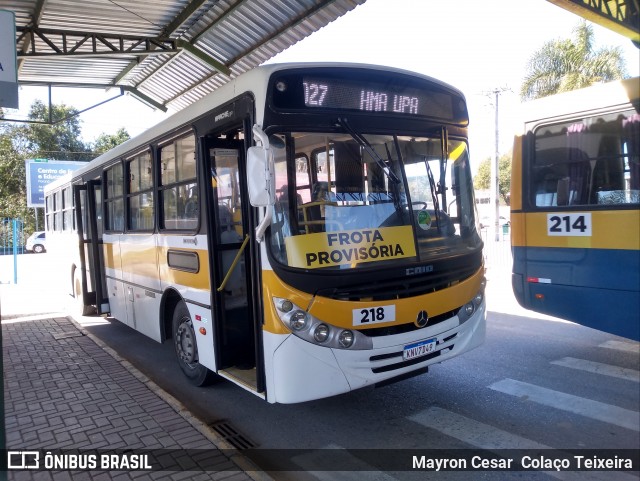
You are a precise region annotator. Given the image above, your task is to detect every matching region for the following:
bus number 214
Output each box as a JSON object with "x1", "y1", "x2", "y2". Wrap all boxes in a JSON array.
[{"x1": 547, "y1": 213, "x2": 592, "y2": 236}]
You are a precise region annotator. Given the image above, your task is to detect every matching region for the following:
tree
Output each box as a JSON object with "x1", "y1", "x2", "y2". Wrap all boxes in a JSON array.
[
  {"x1": 520, "y1": 21, "x2": 627, "y2": 101},
  {"x1": 0, "y1": 101, "x2": 130, "y2": 236},
  {"x1": 13, "y1": 100, "x2": 93, "y2": 161},
  {"x1": 474, "y1": 153, "x2": 512, "y2": 205},
  {"x1": 0, "y1": 125, "x2": 31, "y2": 225},
  {"x1": 92, "y1": 128, "x2": 131, "y2": 155}
]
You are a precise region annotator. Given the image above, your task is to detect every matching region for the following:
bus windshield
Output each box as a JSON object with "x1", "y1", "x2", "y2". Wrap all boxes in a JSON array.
[{"x1": 268, "y1": 131, "x2": 481, "y2": 270}]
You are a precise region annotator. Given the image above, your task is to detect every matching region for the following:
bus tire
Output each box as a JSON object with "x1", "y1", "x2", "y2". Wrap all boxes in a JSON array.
[
  {"x1": 73, "y1": 269, "x2": 95, "y2": 316},
  {"x1": 172, "y1": 301, "x2": 215, "y2": 386}
]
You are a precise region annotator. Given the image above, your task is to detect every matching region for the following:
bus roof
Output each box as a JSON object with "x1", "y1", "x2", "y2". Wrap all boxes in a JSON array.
[
  {"x1": 517, "y1": 76, "x2": 639, "y2": 132},
  {"x1": 45, "y1": 62, "x2": 466, "y2": 193}
]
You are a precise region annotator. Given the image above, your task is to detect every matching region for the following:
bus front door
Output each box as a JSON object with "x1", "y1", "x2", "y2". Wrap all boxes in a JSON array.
[
  {"x1": 74, "y1": 180, "x2": 109, "y2": 315},
  {"x1": 208, "y1": 139, "x2": 262, "y2": 390}
]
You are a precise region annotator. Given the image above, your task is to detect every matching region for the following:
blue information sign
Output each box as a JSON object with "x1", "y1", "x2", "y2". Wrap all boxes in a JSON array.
[{"x1": 25, "y1": 159, "x2": 85, "y2": 208}]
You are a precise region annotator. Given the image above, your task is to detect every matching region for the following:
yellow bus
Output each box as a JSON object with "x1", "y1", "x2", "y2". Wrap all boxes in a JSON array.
[
  {"x1": 511, "y1": 77, "x2": 639, "y2": 341},
  {"x1": 45, "y1": 63, "x2": 486, "y2": 403}
]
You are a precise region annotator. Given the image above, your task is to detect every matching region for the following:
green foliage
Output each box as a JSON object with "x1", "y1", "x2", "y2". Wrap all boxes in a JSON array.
[
  {"x1": 520, "y1": 21, "x2": 627, "y2": 101},
  {"x1": 13, "y1": 100, "x2": 93, "y2": 162},
  {"x1": 474, "y1": 153, "x2": 512, "y2": 205},
  {"x1": 0, "y1": 100, "x2": 131, "y2": 236},
  {"x1": 474, "y1": 158, "x2": 491, "y2": 191},
  {"x1": 0, "y1": 126, "x2": 31, "y2": 227},
  {"x1": 92, "y1": 128, "x2": 131, "y2": 155}
]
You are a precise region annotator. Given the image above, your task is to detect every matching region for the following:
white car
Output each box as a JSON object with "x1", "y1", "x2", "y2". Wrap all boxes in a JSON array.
[{"x1": 25, "y1": 231, "x2": 46, "y2": 253}]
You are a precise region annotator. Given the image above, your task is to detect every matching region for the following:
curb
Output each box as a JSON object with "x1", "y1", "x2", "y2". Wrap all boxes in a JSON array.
[{"x1": 62, "y1": 312, "x2": 274, "y2": 481}]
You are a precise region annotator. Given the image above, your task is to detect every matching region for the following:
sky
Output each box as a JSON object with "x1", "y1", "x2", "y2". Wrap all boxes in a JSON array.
[{"x1": 5, "y1": 0, "x2": 640, "y2": 171}]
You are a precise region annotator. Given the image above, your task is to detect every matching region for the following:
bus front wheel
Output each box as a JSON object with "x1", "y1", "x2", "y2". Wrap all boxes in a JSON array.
[{"x1": 172, "y1": 301, "x2": 215, "y2": 386}]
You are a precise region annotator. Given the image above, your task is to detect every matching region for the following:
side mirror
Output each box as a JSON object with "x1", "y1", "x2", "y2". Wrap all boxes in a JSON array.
[{"x1": 247, "y1": 134, "x2": 275, "y2": 207}]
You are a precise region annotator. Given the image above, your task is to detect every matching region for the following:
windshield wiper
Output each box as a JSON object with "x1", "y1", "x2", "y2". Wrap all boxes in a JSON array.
[
  {"x1": 426, "y1": 159, "x2": 441, "y2": 231},
  {"x1": 338, "y1": 117, "x2": 400, "y2": 184}
]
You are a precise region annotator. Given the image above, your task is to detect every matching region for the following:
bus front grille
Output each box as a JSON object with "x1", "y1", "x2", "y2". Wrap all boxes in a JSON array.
[
  {"x1": 318, "y1": 265, "x2": 478, "y2": 302},
  {"x1": 370, "y1": 334, "x2": 458, "y2": 373}
]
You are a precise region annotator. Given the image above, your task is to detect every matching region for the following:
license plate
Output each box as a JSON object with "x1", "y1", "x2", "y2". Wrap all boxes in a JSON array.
[{"x1": 403, "y1": 338, "x2": 436, "y2": 361}]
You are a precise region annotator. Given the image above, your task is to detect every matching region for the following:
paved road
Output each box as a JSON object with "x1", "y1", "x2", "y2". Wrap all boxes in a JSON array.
[
  {"x1": 75, "y1": 304, "x2": 640, "y2": 478},
  {"x1": 2, "y1": 250, "x2": 639, "y2": 480}
]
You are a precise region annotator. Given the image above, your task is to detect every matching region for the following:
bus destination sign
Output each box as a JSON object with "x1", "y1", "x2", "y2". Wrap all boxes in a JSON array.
[{"x1": 302, "y1": 76, "x2": 455, "y2": 119}]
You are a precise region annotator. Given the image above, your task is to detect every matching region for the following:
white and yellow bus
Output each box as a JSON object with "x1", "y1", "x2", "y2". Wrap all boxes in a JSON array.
[{"x1": 45, "y1": 63, "x2": 486, "y2": 403}]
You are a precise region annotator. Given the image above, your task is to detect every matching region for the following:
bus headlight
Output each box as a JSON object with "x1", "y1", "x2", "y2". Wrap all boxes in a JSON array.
[
  {"x1": 273, "y1": 297, "x2": 372, "y2": 350},
  {"x1": 464, "y1": 303, "x2": 474, "y2": 316},
  {"x1": 290, "y1": 311, "x2": 308, "y2": 331},
  {"x1": 458, "y1": 285, "x2": 485, "y2": 324},
  {"x1": 473, "y1": 291, "x2": 483, "y2": 306},
  {"x1": 313, "y1": 324, "x2": 330, "y2": 343},
  {"x1": 338, "y1": 330, "x2": 354, "y2": 348},
  {"x1": 278, "y1": 299, "x2": 294, "y2": 313}
]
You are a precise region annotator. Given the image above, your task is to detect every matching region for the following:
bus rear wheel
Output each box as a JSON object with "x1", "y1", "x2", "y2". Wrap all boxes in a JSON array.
[
  {"x1": 172, "y1": 301, "x2": 215, "y2": 386},
  {"x1": 73, "y1": 269, "x2": 95, "y2": 316}
]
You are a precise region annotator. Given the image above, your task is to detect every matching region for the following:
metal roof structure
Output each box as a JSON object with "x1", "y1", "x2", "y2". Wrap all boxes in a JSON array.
[
  {"x1": 2, "y1": 0, "x2": 366, "y2": 113},
  {"x1": 546, "y1": 0, "x2": 639, "y2": 43}
]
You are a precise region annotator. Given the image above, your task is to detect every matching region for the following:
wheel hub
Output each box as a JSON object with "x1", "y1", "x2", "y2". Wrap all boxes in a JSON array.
[{"x1": 175, "y1": 318, "x2": 197, "y2": 365}]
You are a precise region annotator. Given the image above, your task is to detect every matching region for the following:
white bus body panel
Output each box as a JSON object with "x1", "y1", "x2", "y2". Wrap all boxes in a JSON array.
[
  {"x1": 185, "y1": 303, "x2": 217, "y2": 372},
  {"x1": 264, "y1": 301, "x2": 486, "y2": 403}
]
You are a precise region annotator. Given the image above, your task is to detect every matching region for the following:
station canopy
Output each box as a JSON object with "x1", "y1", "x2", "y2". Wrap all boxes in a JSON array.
[{"x1": 2, "y1": 0, "x2": 366, "y2": 113}]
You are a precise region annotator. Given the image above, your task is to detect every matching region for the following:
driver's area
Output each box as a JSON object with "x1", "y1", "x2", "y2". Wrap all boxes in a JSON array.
[{"x1": 268, "y1": 132, "x2": 481, "y2": 269}]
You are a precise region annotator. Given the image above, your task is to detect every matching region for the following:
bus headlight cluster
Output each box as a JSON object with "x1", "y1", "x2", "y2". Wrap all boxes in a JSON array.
[
  {"x1": 273, "y1": 297, "x2": 372, "y2": 350},
  {"x1": 457, "y1": 283, "x2": 485, "y2": 324}
]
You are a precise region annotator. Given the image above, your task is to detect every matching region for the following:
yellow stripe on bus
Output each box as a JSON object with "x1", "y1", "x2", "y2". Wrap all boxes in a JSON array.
[
  {"x1": 103, "y1": 242, "x2": 212, "y2": 289},
  {"x1": 511, "y1": 210, "x2": 640, "y2": 250},
  {"x1": 261, "y1": 267, "x2": 484, "y2": 334}
]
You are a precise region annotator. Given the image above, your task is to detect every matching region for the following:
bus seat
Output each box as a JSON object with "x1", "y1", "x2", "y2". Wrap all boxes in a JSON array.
[
  {"x1": 218, "y1": 205, "x2": 233, "y2": 232},
  {"x1": 299, "y1": 182, "x2": 336, "y2": 233},
  {"x1": 312, "y1": 181, "x2": 336, "y2": 202},
  {"x1": 184, "y1": 198, "x2": 198, "y2": 219}
]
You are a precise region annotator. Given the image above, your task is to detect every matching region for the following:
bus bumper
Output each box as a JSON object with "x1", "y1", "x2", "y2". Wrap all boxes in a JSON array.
[{"x1": 264, "y1": 301, "x2": 486, "y2": 403}]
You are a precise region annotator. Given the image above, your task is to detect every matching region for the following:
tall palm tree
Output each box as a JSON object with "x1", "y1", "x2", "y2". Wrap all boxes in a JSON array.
[{"x1": 520, "y1": 21, "x2": 627, "y2": 101}]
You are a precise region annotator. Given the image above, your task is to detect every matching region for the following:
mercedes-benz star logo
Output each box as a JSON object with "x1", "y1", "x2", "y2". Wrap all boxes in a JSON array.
[{"x1": 415, "y1": 310, "x2": 429, "y2": 328}]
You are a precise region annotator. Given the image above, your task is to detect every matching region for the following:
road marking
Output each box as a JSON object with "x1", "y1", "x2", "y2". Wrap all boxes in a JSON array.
[
  {"x1": 599, "y1": 340, "x2": 640, "y2": 354},
  {"x1": 409, "y1": 406, "x2": 547, "y2": 450},
  {"x1": 409, "y1": 407, "x2": 637, "y2": 481},
  {"x1": 291, "y1": 443, "x2": 396, "y2": 481},
  {"x1": 551, "y1": 357, "x2": 640, "y2": 383},
  {"x1": 489, "y1": 378, "x2": 640, "y2": 432}
]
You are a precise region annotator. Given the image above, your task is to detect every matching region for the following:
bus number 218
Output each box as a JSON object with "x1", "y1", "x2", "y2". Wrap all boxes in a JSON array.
[{"x1": 353, "y1": 305, "x2": 395, "y2": 326}]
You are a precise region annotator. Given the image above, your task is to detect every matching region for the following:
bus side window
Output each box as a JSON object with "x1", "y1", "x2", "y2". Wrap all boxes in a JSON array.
[
  {"x1": 623, "y1": 114, "x2": 640, "y2": 194},
  {"x1": 295, "y1": 154, "x2": 311, "y2": 203},
  {"x1": 105, "y1": 163, "x2": 125, "y2": 232},
  {"x1": 593, "y1": 113, "x2": 639, "y2": 204},
  {"x1": 532, "y1": 114, "x2": 640, "y2": 207},
  {"x1": 160, "y1": 134, "x2": 197, "y2": 230},
  {"x1": 127, "y1": 152, "x2": 154, "y2": 231}
]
